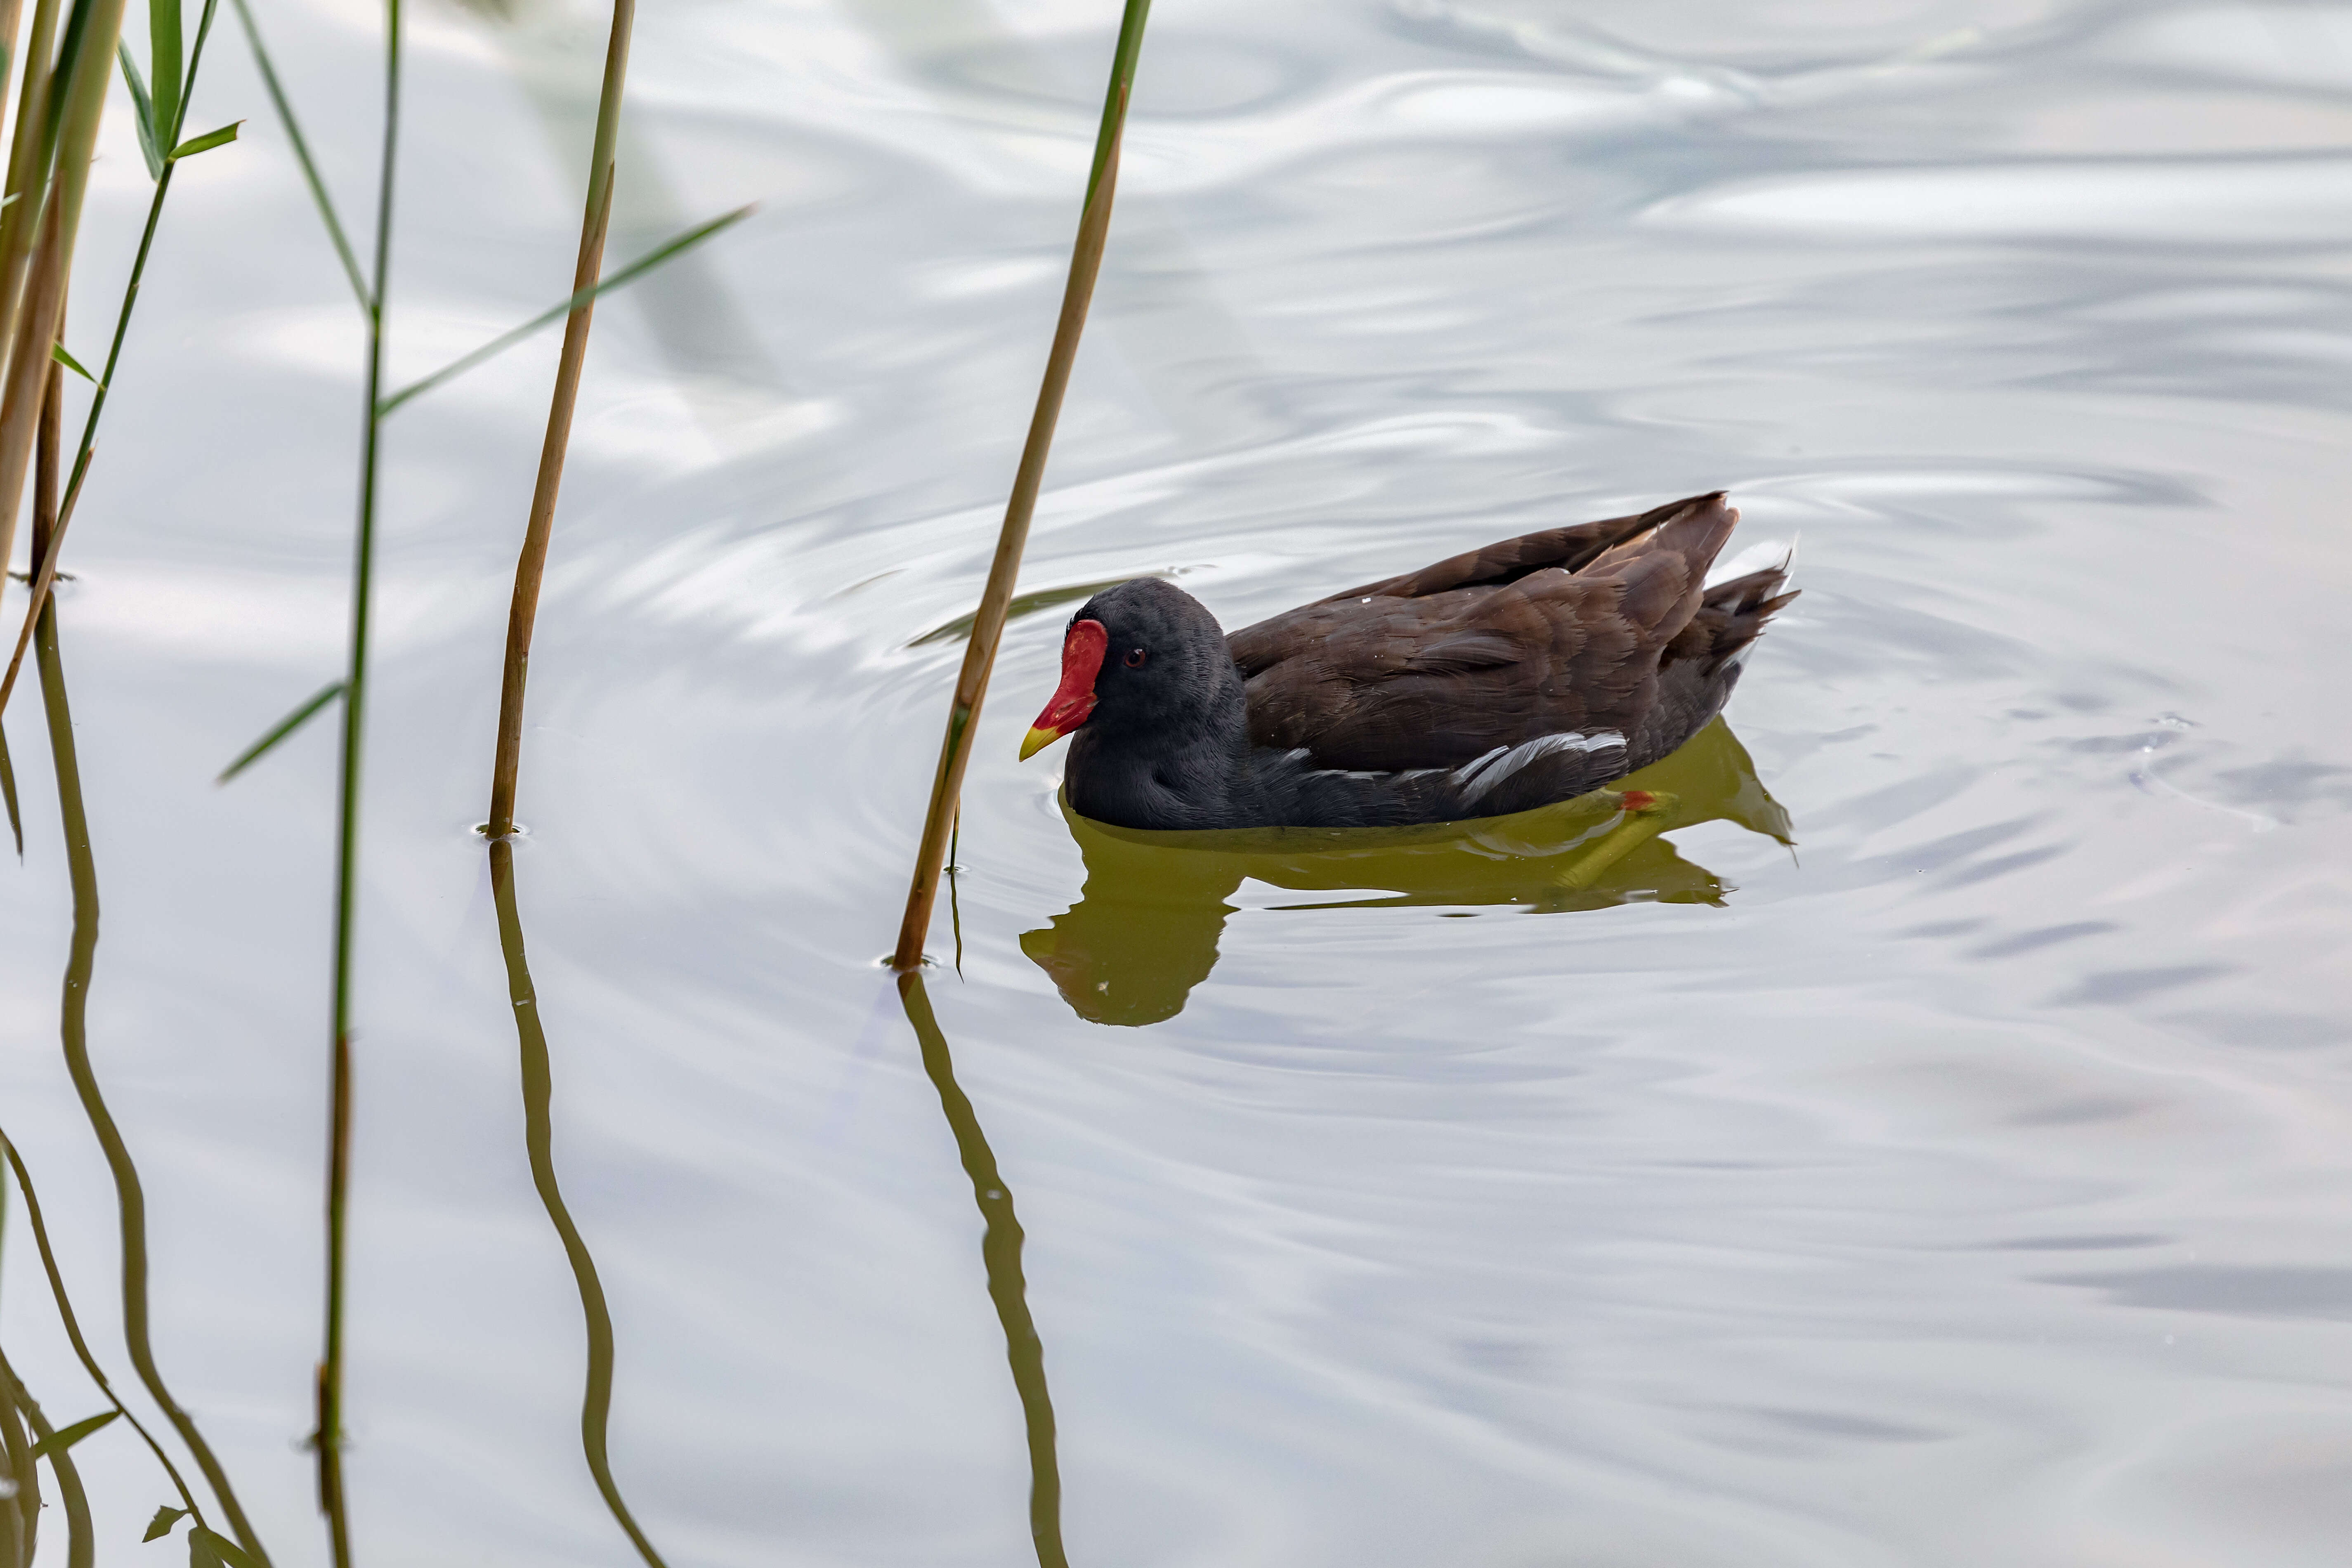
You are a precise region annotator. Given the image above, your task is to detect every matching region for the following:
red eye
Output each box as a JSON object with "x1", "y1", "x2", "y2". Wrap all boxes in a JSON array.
[{"x1": 1124, "y1": 647, "x2": 1147, "y2": 668}]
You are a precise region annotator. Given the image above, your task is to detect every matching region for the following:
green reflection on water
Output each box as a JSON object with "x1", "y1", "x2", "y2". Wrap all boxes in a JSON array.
[
  {"x1": 898, "y1": 973, "x2": 1068, "y2": 1568},
  {"x1": 31, "y1": 598, "x2": 271, "y2": 1566},
  {"x1": 0, "y1": 1341, "x2": 45, "y2": 1568},
  {"x1": 489, "y1": 839, "x2": 676, "y2": 1568},
  {"x1": 1024, "y1": 718, "x2": 1792, "y2": 1025}
]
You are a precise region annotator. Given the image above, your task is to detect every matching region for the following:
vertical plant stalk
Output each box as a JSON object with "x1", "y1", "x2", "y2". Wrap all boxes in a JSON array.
[
  {"x1": 0, "y1": 0, "x2": 134, "y2": 620},
  {"x1": 0, "y1": 0, "x2": 32, "y2": 204},
  {"x1": 0, "y1": 0, "x2": 67, "y2": 397},
  {"x1": 489, "y1": 841, "x2": 674, "y2": 1568},
  {"x1": 31, "y1": 353, "x2": 270, "y2": 1566},
  {"x1": 0, "y1": 198, "x2": 62, "y2": 597},
  {"x1": 317, "y1": 1, "x2": 403, "y2": 1557},
  {"x1": 0, "y1": 0, "x2": 225, "y2": 724},
  {"x1": 485, "y1": 0, "x2": 634, "y2": 839},
  {"x1": 898, "y1": 973, "x2": 1066, "y2": 1567},
  {"x1": 891, "y1": 0, "x2": 1152, "y2": 971}
]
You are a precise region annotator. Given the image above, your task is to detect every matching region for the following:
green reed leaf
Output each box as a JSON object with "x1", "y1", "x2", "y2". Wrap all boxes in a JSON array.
[
  {"x1": 217, "y1": 680, "x2": 342, "y2": 783},
  {"x1": 227, "y1": 0, "x2": 366, "y2": 311},
  {"x1": 28, "y1": 1408, "x2": 117, "y2": 1459},
  {"x1": 377, "y1": 205, "x2": 754, "y2": 415},
  {"x1": 145, "y1": 1504, "x2": 190, "y2": 1542},
  {"x1": 50, "y1": 342, "x2": 100, "y2": 385},
  {"x1": 50, "y1": 0, "x2": 104, "y2": 145},
  {"x1": 116, "y1": 42, "x2": 165, "y2": 181},
  {"x1": 169, "y1": 118, "x2": 239, "y2": 159},
  {"x1": 151, "y1": 0, "x2": 183, "y2": 159}
]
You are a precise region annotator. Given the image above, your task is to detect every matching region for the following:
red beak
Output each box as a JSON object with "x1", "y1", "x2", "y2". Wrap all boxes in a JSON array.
[{"x1": 1021, "y1": 619, "x2": 1107, "y2": 760}]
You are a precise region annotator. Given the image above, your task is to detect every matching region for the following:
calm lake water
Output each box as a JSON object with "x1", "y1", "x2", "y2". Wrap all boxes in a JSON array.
[{"x1": 5, "y1": 0, "x2": 2352, "y2": 1562}]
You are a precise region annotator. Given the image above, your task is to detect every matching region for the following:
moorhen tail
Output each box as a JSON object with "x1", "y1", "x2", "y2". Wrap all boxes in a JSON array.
[{"x1": 1020, "y1": 492, "x2": 1795, "y2": 831}]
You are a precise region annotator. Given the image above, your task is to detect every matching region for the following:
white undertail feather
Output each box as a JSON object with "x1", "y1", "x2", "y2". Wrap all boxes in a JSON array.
[
  {"x1": 1704, "y1": 534, "x2": 1800, "y2": 590},
  {"x1": 1452, "y1": 730, "x2": 1627, "y2": 805}
]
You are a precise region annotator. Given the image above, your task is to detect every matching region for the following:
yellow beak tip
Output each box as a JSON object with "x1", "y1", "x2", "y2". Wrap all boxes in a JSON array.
[{"x1": 1019, "y1": 726, "x2": 1063, "y2": 761}]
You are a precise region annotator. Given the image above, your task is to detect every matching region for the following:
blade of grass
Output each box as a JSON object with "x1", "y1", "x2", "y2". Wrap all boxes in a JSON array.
[
  {"x1": 48, "y1": 0, "x2": 101, "y2": 147},
  {"x1": 165, "y1": 0, "x2": 222, "y2": 146},
  {"x1": 483, "y1": 0, "x2": 633, "y2": 838},
  {"x1": 116, "y1": 42, "x2": 163, "y2": 180},
  {"x1": 215, "y1": 679, "x2": 340, "y2": 782},
  {"x1": 150, "y1": 0, "x2": 180, "y2": 161},
  {"x1": 170, "y1": 118, "x2": 236, "y2": 158},
  {"x1": 0, "y1": 0, "x2": 69, "y2": 482},
  {"x1": 0, "y1": 1135, "x2": 208, "y2": 1531},
  {"x1": 898, "y1": 973, "x2": 1066, "y2": 1567},
  {"x1": 891, "y1": 0, "x2": 1152, "y2": 971},
  {"x1": 490, "y1": 841, "x2": 675, "y2": 1567},
  {"x1": 316, "y1": 1, "x2": 404, "y2": 1557},
  {"x1": 49, "y1": 341, "x2": 96, "y2": 383},
  {"x1": 379, "y1": 204, "x2": 749, "y2": 418},
  {"x1": 228, "y1": 0, "x2": 364, "y2": 309}
]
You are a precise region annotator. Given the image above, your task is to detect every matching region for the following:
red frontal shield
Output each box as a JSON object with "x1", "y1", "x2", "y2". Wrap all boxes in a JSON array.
[{"x1": 1020, "y1": 619, "x2": 1108, "y2": 759}]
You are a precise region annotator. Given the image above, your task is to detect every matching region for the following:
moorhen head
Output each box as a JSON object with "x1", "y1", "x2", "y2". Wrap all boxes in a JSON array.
[
  {"x1": 1021, "y1": 579, "x2": 1263, "y2": 831},
  {"x1": 1020, "y1": 491, "x2": 1795, "y2": 832}
]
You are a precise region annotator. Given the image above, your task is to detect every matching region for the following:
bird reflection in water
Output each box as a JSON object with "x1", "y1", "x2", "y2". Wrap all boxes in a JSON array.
[{"x1": 1024, "y1": 718, "x2": 1792, "y2": 1026}]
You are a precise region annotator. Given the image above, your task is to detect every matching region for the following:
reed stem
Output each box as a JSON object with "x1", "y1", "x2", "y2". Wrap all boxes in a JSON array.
[
  {"x1": 486, "y1": 0, "x2": 634, "y2": 840},
  {"x1": 0, "y1": 0, "x2": 66, "y2": 411},
  {"x1": 0, "y1": 0, "x2": 132, "y2": 624},
  {"x1": 316, "y1": 1, "x2": 403, "y2": 1556},
  {"x1": 0, "y1": 0, "x2": 222, "y2": 724},
  {"x1": 0, "y1": 0, "x2": 31, "y2": 169},
  {"x1": 891, "y1": 0, "x2": 1152, "y2": 971}
]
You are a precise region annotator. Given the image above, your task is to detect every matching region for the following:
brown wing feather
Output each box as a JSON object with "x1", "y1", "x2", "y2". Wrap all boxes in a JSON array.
[
  {"x1": 1230, "y1": 492, "x2": 1740, "y2": 771},
  {"x1": 1307, "y1": 495, "x2": 1687, "y2": 606}
]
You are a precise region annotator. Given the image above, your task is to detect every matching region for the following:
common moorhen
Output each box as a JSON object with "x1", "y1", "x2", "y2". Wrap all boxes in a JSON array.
[{"x1": 1019, "y1": 492, "x2": 1794, "y2": 831}]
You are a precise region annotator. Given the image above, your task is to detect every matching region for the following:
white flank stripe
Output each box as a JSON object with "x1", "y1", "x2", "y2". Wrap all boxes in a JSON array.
[{"x1": 1453, "y1": 730, "x2": 1627, "y2": 804}]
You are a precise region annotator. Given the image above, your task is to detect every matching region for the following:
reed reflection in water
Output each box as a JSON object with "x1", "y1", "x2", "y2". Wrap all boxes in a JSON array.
[
  {"x1": 1025, "y1": 718, "x2": 1792, "y2": 1025},
  {"x1": 897, "y1": 973, "x2": 1067, "y2": 1568},
  {"x1": 487, "y1": 837, "x2": 677, "y2": 1568},
  {"x1": 2, "y1": 376, "x2": 270, "y2": 1568}
]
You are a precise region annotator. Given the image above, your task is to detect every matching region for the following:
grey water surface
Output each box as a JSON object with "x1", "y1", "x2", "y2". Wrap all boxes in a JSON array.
[{"x1": 3, "y1": 0, "x2": 2350, "y2": 1563}]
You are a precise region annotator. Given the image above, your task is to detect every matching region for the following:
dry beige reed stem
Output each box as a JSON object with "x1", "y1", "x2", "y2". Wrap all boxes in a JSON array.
[
  {"x1": 891, "y1": 130, "x2": 1126, "y2": 972},
  {"x1": 485, "y1": 0, "x2": 636, "y2": 840},
  {"x1": 0, "y1": 0, "x2": 133, "y2": 622},
  {"x1": 0, "y1": 0, "x2": 67, "y2": 389}
]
